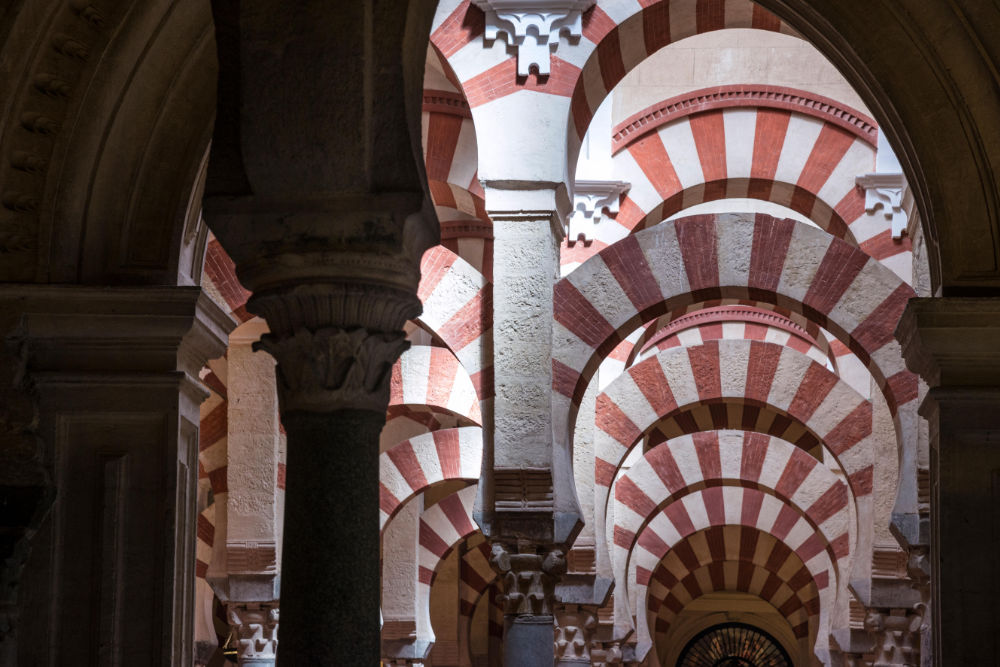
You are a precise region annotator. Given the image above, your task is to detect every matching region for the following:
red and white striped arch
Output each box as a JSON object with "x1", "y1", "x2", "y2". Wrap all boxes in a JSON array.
[
  {"x1": 631, "y1": 306, "x2": 833, "y2": 370},
  {"x1": 417, "y1": 246, "x2": 493, "y2": 402},
  {"x1": 594, "y1": 339, "x2": 874, "y2": 519},
  {"x1": 646, "y1": 526, "x2": 820, "y2": 650},
  {"x1": 552, "y1": 213, "x2": 916, "y2": 463},
  {"x1": 604, "y1": 87, "x2": 892, "y2": 252},
  {"x1": 390, "y1": 344, "x2": 483, "y2": 426},
  {"x1": 417, "y1": 484, "x2": 480, "y2": 642},
  {"x1": 380, "y1": 427, "x2": 482, "y2": 531}
]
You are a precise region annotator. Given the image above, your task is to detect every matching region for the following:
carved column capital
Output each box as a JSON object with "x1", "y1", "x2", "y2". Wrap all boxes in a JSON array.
[
  {"x1": 226, "y1": 601, "x2": 279, "y2": 664},
  {"x1": 490, "y1": 542, "x2": 566, "y2": 617},
  {"x1": 247, "y1": 283, "x2": 420, "y2": 414}
]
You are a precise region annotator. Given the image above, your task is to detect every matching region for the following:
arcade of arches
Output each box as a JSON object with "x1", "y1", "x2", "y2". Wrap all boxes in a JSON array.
[{"x1": 1, "y1": 1, "x2": 999, "y2": 666}]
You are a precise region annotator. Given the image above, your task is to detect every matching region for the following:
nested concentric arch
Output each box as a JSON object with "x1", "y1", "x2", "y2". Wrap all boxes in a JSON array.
[{"x1": 676, "y1": 622, "x2": 792, "y2": 667}]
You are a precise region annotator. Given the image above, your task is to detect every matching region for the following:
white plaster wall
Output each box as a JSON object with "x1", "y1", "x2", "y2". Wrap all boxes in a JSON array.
[
  {"x1": 612, "y1": 29, "x2": 871, "y2": 126},
  {"x1": 382, "y1": 498, "x2": 420, "y2": 627}
]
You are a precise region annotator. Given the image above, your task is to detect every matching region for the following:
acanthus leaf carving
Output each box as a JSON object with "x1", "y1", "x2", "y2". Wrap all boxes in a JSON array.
[{"x1": 490, "y1": 542, "x2": 566, "y2": 616}]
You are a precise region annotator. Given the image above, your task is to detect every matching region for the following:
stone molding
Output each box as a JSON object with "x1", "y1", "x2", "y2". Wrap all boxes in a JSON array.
[
  {"x1": 422, "y1": 90, "x2": 471, "y2": 118},
  {"x1": 611, "y1": 84, "x2": 878, "y2": 154},
  {"x1": 472, "y1": 0, "x2": 596, "y2": 76},
  {"x1": 857, "y1": 173, "x2": 908, "y2": 239},
  {"x1": 896, "y1": 297, "x2": 1000, "y2": 386},
  {"x1": 226, "y1": 602, "x2": 279, "y2": 663},
  {"x1": 567, "y1": 180, "x2": 630, "y2": 243}
]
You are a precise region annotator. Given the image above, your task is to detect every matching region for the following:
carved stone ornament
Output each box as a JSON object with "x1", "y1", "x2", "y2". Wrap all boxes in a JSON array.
[
  {"x1": 567, "y1": 180, "x2": 630, "y2": 243},
  {"x1": 472, "y1": 0, "x2": 596, "y2": 76},
  {"x1": 554, "y1": 604, "x2": 598, "y2": 663},
  {"x1": 863, "y1": 604, "x2": 924, "y2": 666},
  {"x1": 592, "y1": 640, "x2": 624, "y2": 667},
  {"x1": 256, "y1": 326, "x2": 409, "y2": 414},
  {"x1": 856, "y1": 173, "x2": 908, "y2": 239},
  {"x1": 490, "y1": 543, "x2": 567, "y2": 616},
  {"x1": 227, "y1": 602, "x2": 279, "y2": 662}
]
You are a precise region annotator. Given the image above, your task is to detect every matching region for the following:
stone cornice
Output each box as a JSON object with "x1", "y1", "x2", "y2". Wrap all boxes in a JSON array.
[
  {"x1": 896, "y1": 296, "x2": 1000, "y2": 387},
  {"x1": 611, "y1": 85, "x2": 878, "y2": 155},
  {"x1": 422, "y1": 90, "x2": 471, "y2": 118}
]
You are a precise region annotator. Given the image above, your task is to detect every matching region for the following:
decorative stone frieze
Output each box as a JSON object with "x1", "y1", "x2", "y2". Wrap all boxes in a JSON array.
[
  {"x1": 490, "y1": 543, "x2": 566, "y2": 616},
  {"x1": 857, "y1": 173, "x2": 908, "y2": 239},
  {"x1": 567, "y1": 180, "x2": 630, "y2": 243},
  {"x1": 863, "y1": 605, "x2": 924, "y2": 666},
  {"x1": 554, "y1": 604, "x2": 597, "y2": 664},
  {"x1": 227, "y1": 602, "x2": 279, "y2": 664},
  {"x1": 472, "y1": 0, "x2": 596, "y2": 76}
]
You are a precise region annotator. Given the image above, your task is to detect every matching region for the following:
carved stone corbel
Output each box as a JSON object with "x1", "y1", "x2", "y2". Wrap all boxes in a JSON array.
[
  {"x1": 227, "y1": 602, "x2": 279, "y2": 665},
  {"x1": 490, "y1": 542, "x2": 567, "y2": 617}
]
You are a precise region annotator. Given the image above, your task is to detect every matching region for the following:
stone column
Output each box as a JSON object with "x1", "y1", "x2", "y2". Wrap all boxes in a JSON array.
[
  {"x1": 204, "y1": 0, "x2": 438, "y2": 662},
  {"x1": 209, "y1": 319, "x2": 282, "y2": 666},
  {"x1": 477, "y1": 184, "x2": 584, "y2": 667},
  {"x1": 896, "y1": 297, "x2": 1000, "y2": 666},
  {"x1": 9, "y1": 285, "x2": 233, "y2": 665}
]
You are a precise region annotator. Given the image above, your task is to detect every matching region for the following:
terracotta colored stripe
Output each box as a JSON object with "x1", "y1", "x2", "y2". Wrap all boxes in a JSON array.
[
  {"x1": 770, "y1": 504, "x2": 800, "y2": 539},
  {"x1": 197, "y1": 513, "x2": 215, "y2": 545},
  {"x1": 860, "y1": 229, "x2": 911, "y2": 259},
  {"x1": 689, "y1": 111, "x2": 727, "y2": 181},
  {"x1": 616, "y1": 476, "x2": 658, "y2": 517},
  {"x1": 196, "y1": 559, "x2": 209, "y2": 578},
  {"x1": 637, "y1": 526, "x2": 671, "y2": 558},
  {"x1": 774, "y1": 455, "x2": 818, "y2": 498},
  {"x1": 664, "y1": 500, "x2": 696, "y2": 537},
  {"x1": 643, "y1": 1, "x2": 671, "y2": 52},
  {"x1": 209, "y1": 467, "x2": 228, "y2": 494},
  {"x1": 744, "y1": 341, "x2": 781, "y2": 404},
  {"x1": 795, "y1": 533, "x2": 826, "y2": 563},
  {"x1": 603, "y1": 235, "x2": 663, "y2": 311},
  {"x1": 628, "y1": 133, "x2": 683, "y2": 198},
  {"x1": 788, "y1": 361, "x2": 840, "y2": 420},
  {"x1": 387, "y1": 440, "x2": 429, "y2": 490},
  {"x1": 798, "y1": 124, "x2": 856, "y2": 192},
  {"x1": 787, "y1": 566, "x2": 812, "y2": 592},
  {"x1": 277, "y1": 462, "x2": 286, "y2": 490},
  {"x1": 596, "y1": 394, "x2": 642, "y2": 446},
  {"x1": 613, "y1": 525, "x2": 636, "y2": 549},
  {"x1": 596, "y1": 26, "x2": 626, "y2": 92},
  {"x1": 571, "y1": 85, "x2": 592, "y2": 141},
  {"x1": 751, "y1": 4, "x2": 782, "y2": 30},
  {"x1": 434, "y1": 429, "x2": 463, "y2": 479},
  {"x1": 594, "y1": 458, "x2": 618, "y2": 488},
  {"x1": 835, "y1": 187, "x2": 866, "y2": 225},
  {"x1": 439, "y1": 492, "x2": 476, "y2": 537},
  {"x1": 199, "y1": 402, "x2": 227, "y2": 451},
  {"x1": 630, "y1": 356, "x2": 679, "y2": 415},
  {"x1": 425, "y1": 347, "x2": 460, "y2": 408},
  {"x1": 748, "y1": 215, "x2": 795, "y2": 294},
  {"x1": 552, "y1": 358, "x2": 580, "y2": 399},
  {"x1": 807, "y1": 482, "x2": 848, "y2": 525},
  {"x1": 471, "y1": 363, "x2": 495, "y2": 401},
  {"x1": 687, "y1": 342, "x2": 722, "y2": 401},
  {"x1": 425, "y1": 113, "x2": 462, "y2": 181},
  {"x1": 850, "y1": 282, "x2": 914, "y2": 353},
  {"x1": 647, "y1": 441, "x2": 687, "y2": 490},
  {"x1": 582, "y1": 4, "x2": 617, "y2": 42},
  {"x1": 554, "y1": 279, "x2": 617, "y2": 348},
  {"x1": 802, "y1": 240, "x2": 869, "y2": 319},
  {"x1": 692, "y1": 431, "x2": 722, "y2": 478},
  {"x1": 380, "y1": 482, "x2": 401, "y2": 516},
  {"x1": 202, "y1": 372, "x2": 227, "y2": 400},
  {"x1": 463, "y1": 57, "x2": 579, "y2": 107},
  {"x1": 824, "y1": 401, "x2": 873, "y2": 455},
  {"x1": 740, "y1": 432, "x2": 769, "y2": 482},
  {"x1": 709, "y1": 402, "x2": 729, "y2": 429},
  {"x1": 419, "y1": 521, "x2": 451, "y2": 558},
  {"x1": 418, "y1": 247, "x2": 458, "y2": 302},
  {"x1": 696, "y1": 0, "x2": 726, "y2": 32},
  {"x1": 702, "y1": 486, "x2": 725, "y2": 526},
  {"x1": 740, "y1": 488, "x2": 765, "y2": 526},
  {"x1": 418, "y1": 565, "x2": 434, "y2": 585},
  {"x1": 430, "y1": 1, "x2": 485, "y2": 58},
  {"x1": 437, "y1": 285, "x2": 491, "y2": 356},
  {"x1": 738, "y1": 525, "x2": 759, "y2": 562},
  {"x1": 737, "y1": 559, "x2": 756, "y2": 591},
  {"x1": 429, "y1": 179, "x2": 458, "y2": 209},
  {"x1": 676, "y1": 216, "x2": 720, "y2": 293},
  {"x1": 886, "y1": 370, "x2": 919, "y2": 410}
]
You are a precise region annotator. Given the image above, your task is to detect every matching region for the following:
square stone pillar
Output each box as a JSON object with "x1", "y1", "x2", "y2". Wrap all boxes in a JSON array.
[
  {"x1": 896, "y1": 297, "x2": 1000, "y2": 666},
  {"x1": 9, "y1": 285, "x2": 233, "y2": 665}
]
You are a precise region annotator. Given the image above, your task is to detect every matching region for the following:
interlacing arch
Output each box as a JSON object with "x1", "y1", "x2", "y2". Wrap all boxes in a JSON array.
[
  {"x1": 416, "y1": 485, "x2": 480, "y2": 643},
  {"x1": 646, "y1": 526, "x2": 820, "y2": 656},
  {"x1": 390, "y1": 344, "x2": 483, "y2": 426},
  {"x1": 610, "y1": 432, "x2": 849, "y2": 655},
  {"x1": 417, "y1": 245, "x2": 493, "y2": 402},
  {"x1": 552, "y1": 213, "x2": 917, "y2": 468},
  {"x1": 379, "y1": 427, "x2": 483, "y2": 531}
]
